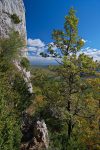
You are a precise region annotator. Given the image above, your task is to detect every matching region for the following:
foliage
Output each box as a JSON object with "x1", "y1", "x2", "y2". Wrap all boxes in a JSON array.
[
  {"x1": 11, "y1": 14, "x2": 21, "y2": 24},
  {"x1": 0, "y1": 88, "x2": 21, "y2": 150},
  {"x1": 48, "y1": 7, "x2": 84, "y2": 57},
  {"x1": 0, "y1": 32, "x2": 33, "y2": 149},
  {"x1": 40, "y1": 52, "x2": 49, "y2": 57},
  {"x1": 12, "y1": 72, "x2": 33, "y2": 112},
  {"x1": 32, "y1": 8, "x2": 100, "y2": 149},
  {"x1": 33, "y1": 60, "x2": 100, "y2": 150},
  {"x1": 20, "y1": 57, "x2": 30, "y2": 71},
  {"x1": 0, "y1": 31, "x2": 23, "y2": 63}
]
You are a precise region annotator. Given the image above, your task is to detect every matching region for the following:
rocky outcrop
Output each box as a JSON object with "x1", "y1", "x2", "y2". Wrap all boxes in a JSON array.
[
  {"x1": 0, "y1": 0, "x2": 27, "y2": 43},
  {"x1": 21, "y1": 113, "x2": 49, "y2": 150},
  {"x1": 0, "y1": 0, "x2": 33, "y2": 93},
  {"x1": 0, "y1": 2, "x2": 49, "y2": 148},
  {"x1": 14, "y1": 60, "x2": 33, "y2": 93}
]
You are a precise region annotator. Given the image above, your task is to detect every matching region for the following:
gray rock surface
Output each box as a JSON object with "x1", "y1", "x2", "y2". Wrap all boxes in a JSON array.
[
  {"x1": 14, "y1": 60, "x2": 33, "y2": 93},
  {"x1": 0, "y1": 0, "x2": 27, "y2": 43},
  {"x1": 21, "y1": 113, "x2": 49, "y2": 150},
  {"x1": 0, "y1": 0, "x2": 33, "y2": 93}
]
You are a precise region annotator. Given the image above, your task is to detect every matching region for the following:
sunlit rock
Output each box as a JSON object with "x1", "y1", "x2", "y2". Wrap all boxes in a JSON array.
[
  {"x1": 0, "y1": 0, "x2": 27, "y2": 44},
  {"x1": 21, "y1": 113, "x2": 49, "y2": 150}
]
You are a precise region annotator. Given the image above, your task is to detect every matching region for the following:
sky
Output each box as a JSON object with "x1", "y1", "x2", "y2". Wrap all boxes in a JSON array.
[{"x1": 23, "y1": 0, "x2": 100, "y2": 62}]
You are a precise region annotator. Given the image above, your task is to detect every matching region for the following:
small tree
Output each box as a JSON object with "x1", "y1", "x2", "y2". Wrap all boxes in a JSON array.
[{"x1": 36, "y1": 8, "x2": 99, "y2": 149}]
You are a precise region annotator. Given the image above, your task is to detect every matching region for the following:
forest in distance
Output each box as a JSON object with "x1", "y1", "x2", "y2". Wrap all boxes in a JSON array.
[{"x1": 0, "y1": 5, "x2": 100, "y2": 150}]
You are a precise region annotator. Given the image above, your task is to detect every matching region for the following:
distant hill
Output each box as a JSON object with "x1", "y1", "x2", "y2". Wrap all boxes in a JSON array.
[{"x1": 29, "y1": 56, "x2": 60, "y2": 67}]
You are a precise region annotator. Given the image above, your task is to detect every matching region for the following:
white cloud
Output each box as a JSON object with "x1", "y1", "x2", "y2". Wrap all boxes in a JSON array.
[
  {"x1": 28, "y1": 38, "x2": 45, "y2": 47},
  {"x1": 28, "y1": 46, "x2": 45, "y2": 56},
  {"x1": 27, "y1": 39, "x2": 58, "y2": 56},
  {"x1": 27, "y1": 38, "x2": 46, "y2": 56},
  {"x1": 27, "y1": 38, "x2": 100, "y2": 61},
  {"x1": 28, "y1": 47, "x2": 37, "y2": 51},
  {"x1": 78, "y1": 47, "x2": 100, "y2": 61},
  {"x1": 81, "y1": 39, "x2": 87, "y2": 43}
]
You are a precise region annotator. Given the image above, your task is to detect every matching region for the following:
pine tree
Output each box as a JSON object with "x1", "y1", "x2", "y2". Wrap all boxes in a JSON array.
[{"x1": 36, "y1": 8, "x2": 99, "y2": 149}]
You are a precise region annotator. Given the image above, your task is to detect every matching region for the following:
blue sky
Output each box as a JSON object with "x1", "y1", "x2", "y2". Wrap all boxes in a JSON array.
[{"x1": 23, "y1": 0, "x2": 100, "y2": 61}]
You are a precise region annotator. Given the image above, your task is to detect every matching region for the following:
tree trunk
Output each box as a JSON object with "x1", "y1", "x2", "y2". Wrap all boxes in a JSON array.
[
  {"x1": 68, "y1": 120, "x2": 72, "y2": 140},
  {"x1": 67, "y1": 98, "x2": 72, "y2": 140}
]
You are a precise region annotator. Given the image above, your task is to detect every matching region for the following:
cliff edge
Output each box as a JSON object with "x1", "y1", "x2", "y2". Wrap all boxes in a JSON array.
[{"x1": 0, "y1": 0, "x2": 27, "y2": 43}]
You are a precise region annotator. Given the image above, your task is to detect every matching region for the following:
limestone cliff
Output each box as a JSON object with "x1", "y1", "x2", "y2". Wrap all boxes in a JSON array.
[
  {"x1": 0, "y1": 0, "x2": 27, "y2": 43},
  {"x1": 0, "y1": 0, "x2": 33, "y2": 93},
  {"x1": 0, "y1": 1, "x2": 49, "y2": 149}
]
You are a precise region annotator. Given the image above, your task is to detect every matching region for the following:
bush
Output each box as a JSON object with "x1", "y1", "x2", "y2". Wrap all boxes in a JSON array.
[
  {"x1": 20, "y1": 57, "x2": 30, "y2": 71},
  {"x1": 0, "y1": 31, "x2": 23, "y2": 62},
  {"x1": 11, "y1": 14, "x2": 21, "y2": 24},
  {"x1": 0, "y1": 32, "x2": 32, "y2": 149}
]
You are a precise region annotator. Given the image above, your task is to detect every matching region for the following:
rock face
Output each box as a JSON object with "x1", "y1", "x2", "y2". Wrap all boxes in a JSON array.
[
  {"x1": 0, "y1": 0, "x2": 27, "y2": 43},
  {"x1": 0, "y1": 2, "x2": 49, "y2": 148},
  {"x1": 21, "y1": 113, "x2": 49, "y2": 150},
  {"x1": 0, "y1": 0, "x2": 33, "y2": 93},
  {"x1": 14, "y1": 60, "x2": 33, "y2": 93}
]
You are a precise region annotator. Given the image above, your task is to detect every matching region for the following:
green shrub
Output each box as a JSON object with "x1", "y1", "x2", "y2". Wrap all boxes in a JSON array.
[
  {"x1": 11, "y1": 14, "x2": 21, "y2": 24},
  {"x1": 20, "y1": 57, "x2": 30, "y2": 71},
  {"x1": 0, "y1": 31, "x2": 23, "y2": 62},
  {"x1": 0, "y1": 32, "x2": 33, "y2": 149}
]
